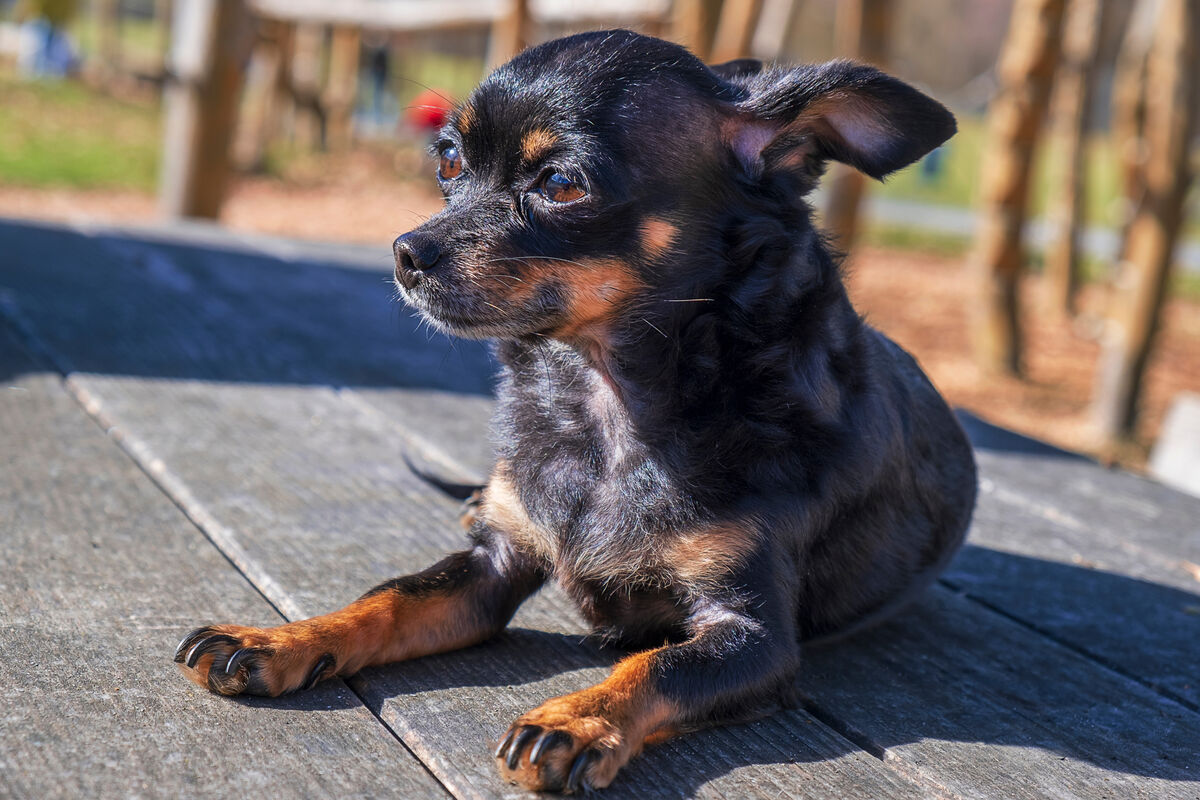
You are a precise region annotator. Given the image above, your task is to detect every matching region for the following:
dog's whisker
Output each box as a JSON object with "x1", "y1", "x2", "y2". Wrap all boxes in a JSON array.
[
  {"x1": 639, "y1": 318, "x2": 668, "y2": 339},
  {"x1": 395, "y1": 77, "x2": 458, "y2": 110},
  {"x1": 486, "y1": 255, "x2": 594, "y2": 270}
]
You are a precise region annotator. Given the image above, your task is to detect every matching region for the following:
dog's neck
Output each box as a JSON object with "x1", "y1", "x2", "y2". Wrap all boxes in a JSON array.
[{"x1": 547, "y1": 224, "x2": 862, "y2": 439}]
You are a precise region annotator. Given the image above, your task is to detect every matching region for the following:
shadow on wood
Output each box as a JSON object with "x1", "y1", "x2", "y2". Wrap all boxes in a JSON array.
[{"x1": 0, "y1": 219, "x2": 495, "y2": 395}]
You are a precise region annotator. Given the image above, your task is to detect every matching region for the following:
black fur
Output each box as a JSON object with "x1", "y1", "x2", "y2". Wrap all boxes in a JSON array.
[{"x1": 391, "y1": 29, "x2": 975, "y2": 790}]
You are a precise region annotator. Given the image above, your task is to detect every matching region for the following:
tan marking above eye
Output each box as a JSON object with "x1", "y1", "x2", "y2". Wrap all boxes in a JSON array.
[
  {"x1": 456, "y1": 103, "x2": 475, "y2": 134},
  {"x1": 521, "y1": 128, "x2": 558, "y2": 162},
  {"x1": 640, "y1": 218, "x2": 678, "y2": 259}
]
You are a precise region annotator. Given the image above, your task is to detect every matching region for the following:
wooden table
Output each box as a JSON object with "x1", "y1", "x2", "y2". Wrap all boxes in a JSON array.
[{"x1": 1, "y1": 217, "x2": 1197, "y2": 799}]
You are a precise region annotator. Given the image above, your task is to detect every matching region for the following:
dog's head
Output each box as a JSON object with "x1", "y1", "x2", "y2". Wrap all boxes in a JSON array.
[{"x1": 394, "y1": 30, "x2": 954, "y2": 343}]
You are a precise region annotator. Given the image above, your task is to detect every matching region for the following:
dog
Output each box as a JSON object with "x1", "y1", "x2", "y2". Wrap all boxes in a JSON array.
[{"x1": 175, "y1": 30, "x2": 977, "y2": 794}]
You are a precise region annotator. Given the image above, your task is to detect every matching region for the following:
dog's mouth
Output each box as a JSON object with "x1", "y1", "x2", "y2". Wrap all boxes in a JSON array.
[{"x1": 395, "y1": 270, "x2": 564, "y2": 340}]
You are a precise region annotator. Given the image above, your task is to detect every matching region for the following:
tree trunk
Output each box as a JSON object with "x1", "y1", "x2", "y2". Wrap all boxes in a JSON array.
[
  {"x1": 967, "y1": 0, "x2": 1067, "y2": 376},
  {"x1": 823, "y1": 0, "x2": 893, "y2": 252},
  {"x1": 159, "y1": 0, "x2": 253, "y2": 219},
  {"x1": 1092, "y1": 0, "x2": 1197, "y2": 445},
  {"x1": 1044, "y1": 0, "x2": 1103, "y2": 317}
]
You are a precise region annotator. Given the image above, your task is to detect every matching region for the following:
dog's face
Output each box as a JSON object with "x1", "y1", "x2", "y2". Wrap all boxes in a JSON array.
[{"x1": 394, "y1": 30, "x2": 954, "y2": 342}]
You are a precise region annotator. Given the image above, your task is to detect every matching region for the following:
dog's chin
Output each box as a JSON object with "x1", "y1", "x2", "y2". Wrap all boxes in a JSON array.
[{"x1": 398, "y1": 283, "x2": 544, "y2": 341}]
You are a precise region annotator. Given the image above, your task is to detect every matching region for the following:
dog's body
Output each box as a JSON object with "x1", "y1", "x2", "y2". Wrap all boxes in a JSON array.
[{"x1": 176, "y1": 31, "x2": 976, "y2": 793}]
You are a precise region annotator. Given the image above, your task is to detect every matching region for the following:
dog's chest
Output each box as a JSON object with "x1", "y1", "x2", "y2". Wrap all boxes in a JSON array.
[{"x1": 496, "y1": 353, "x2": 696, "y2": 575}]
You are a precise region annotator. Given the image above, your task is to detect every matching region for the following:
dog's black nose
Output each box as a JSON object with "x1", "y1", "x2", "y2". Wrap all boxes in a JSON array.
[{"x1": 393, "y1": 233, "x2": 441, "y2": 289}]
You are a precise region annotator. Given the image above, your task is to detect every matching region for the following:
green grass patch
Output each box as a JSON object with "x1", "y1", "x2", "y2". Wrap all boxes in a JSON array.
[
  {"x1": 860, "y1": 222, "x2": 970, "y2": 258},
  {"x1": 0, "y1": 71, "x2": 159, "y2": 190},
  {"x1": 1170, "y1": 270, "x2": 1200, "y2": 302},
  {"x1": 392, "y1": 51, "x2": 486, "y2": 112},
  {"x1": 66, "y1": 14, "x2": 166, "y2": 71}
]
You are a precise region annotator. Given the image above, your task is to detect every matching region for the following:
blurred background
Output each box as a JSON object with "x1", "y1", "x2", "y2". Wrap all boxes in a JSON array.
[{"x1": 0, "y1": 0, "x2": 1196, "y2": 486}]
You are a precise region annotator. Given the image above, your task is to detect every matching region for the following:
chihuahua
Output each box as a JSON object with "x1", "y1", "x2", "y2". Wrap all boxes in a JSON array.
[{"x1": 175, "y1": 30, "x2": 977, "y2": 794}]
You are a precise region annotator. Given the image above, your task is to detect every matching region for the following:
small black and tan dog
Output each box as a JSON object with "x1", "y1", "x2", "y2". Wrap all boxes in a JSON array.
[{"x1": 175, "y1": 30, "x2": 977, "y2": 793}]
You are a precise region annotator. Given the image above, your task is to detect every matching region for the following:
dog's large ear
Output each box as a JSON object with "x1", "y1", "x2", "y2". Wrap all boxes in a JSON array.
[{"x1": 725, "y1": 60, "x2": 955, "y2": 181}]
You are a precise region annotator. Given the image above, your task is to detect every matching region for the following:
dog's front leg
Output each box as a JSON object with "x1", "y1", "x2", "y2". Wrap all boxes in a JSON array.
[
  {"x1": 495, "y1": 591, "x2": 797, "y2": 793},
  {"x1": 175, "y1": 529, "x2": 545, "y2": 696}
]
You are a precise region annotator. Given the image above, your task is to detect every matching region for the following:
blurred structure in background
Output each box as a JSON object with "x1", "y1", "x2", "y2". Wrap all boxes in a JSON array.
[
  {"x1": 1044, "y1": 0, "x2": 1103, "y2": 318},
  {"x1": 968, "y1": 0, "x2": 1066, "y2": 378},
  {"x1": 1, "y1": 0, "x2": 1198, "y2": 468},
  {"x1": 822, "y1": 0, "x2": 893, "y2": 251},
  {"x1": 1091, "y1": 0, "x2": 1197, "y2": 446}
]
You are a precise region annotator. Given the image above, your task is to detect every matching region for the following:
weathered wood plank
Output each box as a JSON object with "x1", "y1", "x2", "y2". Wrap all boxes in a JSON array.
[
  {"x1": 0, "y1": 220, "x2": 932, "y2": 798},
  {"x1": 6, "y1": 219, "x2": 1200, "y2": 798},
  {"x1": 951, "y1": 413, "x2": 1200, "y2": 709},
  {"x1": 0, "y1": 325, "x2": 446, "y2": 800},
  {"x1": 801, "y1": 586, "x2": 1199, "y2": 799}
]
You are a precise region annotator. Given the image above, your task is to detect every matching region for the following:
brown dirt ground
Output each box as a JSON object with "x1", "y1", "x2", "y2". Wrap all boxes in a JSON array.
[{"x1": 2, "y1": 149, "x2": 1197, "y2": 471}]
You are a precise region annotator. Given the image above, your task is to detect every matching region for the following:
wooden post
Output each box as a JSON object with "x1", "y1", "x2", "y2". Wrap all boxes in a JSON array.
[
  {"x1": 153, "y1": 0, "x2": 173, "y2": 84},
  {"x1": 92, "y1": 0, "x2": 121, "y2": 81},
  {"x1": 159, "y1": 0, "x2": 253, "y2": 219},
  {"x1": 710, "y1": 0, "x2": 764, "y2": 63},
  {"x1": 1091, "y1": 0, "x2": 1197, "y2": 444},
  {"x1": 823, "y1": 0, "x2": 893, "y2": 251},
  {"x1": 289, "y1": 22, "x2": 326, "y2": 149},
  {"x1": 232, "y1": 19, "x2": 285, "y2": 172},
  {"x1": 1043, "y1": 0, "x2": 1103, "y2": 317},
  {"x1": 671, "y1": 0, "x2": 723, "y2": 60},
  {"x1": 966, "y1": 0, "x2": 1066, "y2": 376},
  {"x1": 487, "y1": 0, "x2": 528, "y2": 71},
  {"x1": 749, "y1": 0, "x2": 799, "y2": 61},
  {"x1": 324, "y1": 26, "x2": 362, "y2": 151}
]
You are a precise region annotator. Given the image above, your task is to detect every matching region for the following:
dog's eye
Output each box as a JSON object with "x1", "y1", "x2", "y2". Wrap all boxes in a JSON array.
[
  {"x1": 539, "y1": 172, "x2": 586, "y2": 204},
  {"x1": 439, "y1": 147, "x2": 463, "y2": 180}
]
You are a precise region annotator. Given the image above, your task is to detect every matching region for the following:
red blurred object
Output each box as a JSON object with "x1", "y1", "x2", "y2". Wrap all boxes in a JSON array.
[{"x1": 406, "y1": 89, "x2": 454, "y2": 133}]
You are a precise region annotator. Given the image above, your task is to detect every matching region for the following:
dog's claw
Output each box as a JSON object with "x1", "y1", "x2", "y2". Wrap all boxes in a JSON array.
[
  {"x1": 303, "y1": 653, "x2": 335, "y2": 691},
  {"x1": 567, "y1": 749, "x2": 595, "y2": 794},
  {"x1": 506, "y1": 726, "x2": 540, "y2": 769},
  {"x1": 494, "y1": 728, "x2": 516, "y2": 759},
  {"x1": 528, "y1": 729, "x2": 569, "y2": 765},
  {"x1": 183, "y1": 633, "x2": 237, "y2": 668},
  {"x1": 224, "y1": 646, "x2": 253, "y2": 675},
  {"x1": 174, "y1": 627, "x2": 217, "y2": 663},
  {"x1": 173, "y1": 633, "x2": 193, "y2": 662}
]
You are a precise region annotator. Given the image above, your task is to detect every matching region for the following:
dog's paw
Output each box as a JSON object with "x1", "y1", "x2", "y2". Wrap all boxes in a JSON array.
[
  {"x1": 494, "y1": 698, "x2": 639, "y2": 793},
  {"x1": 173, "y1": 624, "x2": 336, "y2": 697}
]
